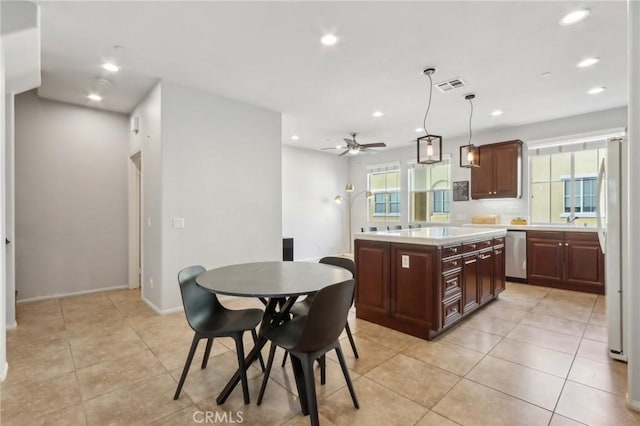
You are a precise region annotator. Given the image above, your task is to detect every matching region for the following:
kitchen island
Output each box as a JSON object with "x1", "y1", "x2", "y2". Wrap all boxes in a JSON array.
[{"x1": 355, "y1": 226, "x2": 507, "y2": 340}]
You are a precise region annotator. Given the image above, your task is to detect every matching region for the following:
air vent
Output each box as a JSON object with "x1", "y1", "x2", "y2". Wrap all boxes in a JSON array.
[{"x1": 435, "y1": 77, "x2": 466, "y2": 93}]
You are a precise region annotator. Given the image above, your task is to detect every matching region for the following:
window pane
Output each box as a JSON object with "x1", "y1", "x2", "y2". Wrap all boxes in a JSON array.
[
  {"x1": 412, "y1": 192, "x2": 428, "y2": 222},
  {"x1": 563, "y1": 180, "x2": 571, "y2": 213},
  {"x1": 531, "y1": 182, "x2": 551, "y2": 223},
  {"x1": 531, "y1": 155, "x2": 551, "y2": 183},
  {"x1": 368, "y1": 167, "x2": 401, "y2": 222},
  {"x1": 408, "y1": 160, "x2": 451, "y2": 224},
  {"x1": 550, "y1": 152, "x2": 571, "y2": 181},
  {"x1": 574, "y1": 149, "x2": 598, "y2": 176},
  {"x1": 550, "y1": 181, "x2": 566, "y2": 223}
]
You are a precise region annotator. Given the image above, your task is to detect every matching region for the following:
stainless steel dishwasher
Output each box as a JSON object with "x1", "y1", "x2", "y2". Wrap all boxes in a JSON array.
[{"x1": 505, "y1": 231, "x2": 527, "y2": 281}]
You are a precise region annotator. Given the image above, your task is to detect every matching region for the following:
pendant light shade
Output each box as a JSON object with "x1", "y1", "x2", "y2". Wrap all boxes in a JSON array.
[
  {"x1": 416, "y1": 68, "x2": 443, "y2": 164},
  {"x1": 417, "y1": 134, "x2": 443, "y2": 165},
  {"x1": 460, "y1": 94, "x2": 480, "y2": 168}
]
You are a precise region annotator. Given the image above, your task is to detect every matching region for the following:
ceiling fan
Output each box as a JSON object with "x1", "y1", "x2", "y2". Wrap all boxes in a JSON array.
[{"x1": 321, "y1": 132, "x2": 387, "y2": 156}]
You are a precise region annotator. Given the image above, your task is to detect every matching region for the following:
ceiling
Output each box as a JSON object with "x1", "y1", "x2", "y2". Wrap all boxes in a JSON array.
[{"x1": 34, "y1": 1, "x2": 627, "y2": 152}]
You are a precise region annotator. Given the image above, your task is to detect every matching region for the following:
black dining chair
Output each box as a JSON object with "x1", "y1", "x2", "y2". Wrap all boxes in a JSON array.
[
  {"x1": 173, "y1": 265, "x2": 265, "y2": 403},
  {"x1": 408, "y1": 224, "x2": 423, "y2": 229},
  {"x1": 361, "y1": 226, "x2": 378, "y2": 232},
  {"x1": 387, "y1": 225, "x2": 402, "y2": 230},
  {"x1": 257, "y1": 280, "x2": 359, "y2": 425}
]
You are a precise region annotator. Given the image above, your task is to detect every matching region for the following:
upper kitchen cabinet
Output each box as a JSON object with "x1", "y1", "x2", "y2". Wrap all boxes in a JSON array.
[{"x1": 470, "y1": 140, "x2": 523, "y2": 199}]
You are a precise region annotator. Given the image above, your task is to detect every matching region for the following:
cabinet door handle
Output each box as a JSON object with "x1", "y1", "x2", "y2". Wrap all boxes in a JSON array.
[{"x1": 451, "y1": 247, "x2": 458, "y2": 253}]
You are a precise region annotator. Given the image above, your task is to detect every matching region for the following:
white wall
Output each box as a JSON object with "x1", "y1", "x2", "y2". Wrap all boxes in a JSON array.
[
  {"x1": 158, "y1": 81, "x2": 282, "y2": 311},
  {"x1": 14, "y1": 91, "x2": 129, "y2": 300},
  {"x1": 349, "y1": 106, "x2": 627, "y2": 234},
  {"x1": 129, "y1": 83, "x2": 162, "y2": 309},
  {"x1": 282, "y1": 146, "x2": 349, "y2": 259}
]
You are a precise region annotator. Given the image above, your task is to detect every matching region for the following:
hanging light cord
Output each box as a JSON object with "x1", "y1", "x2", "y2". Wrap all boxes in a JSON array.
[
  {"x1": 422, "y1": 72, "x2": 433, "y2": 136},
  {"x1": 468, "y1": 96, "x2": 474, "y2": 145}
]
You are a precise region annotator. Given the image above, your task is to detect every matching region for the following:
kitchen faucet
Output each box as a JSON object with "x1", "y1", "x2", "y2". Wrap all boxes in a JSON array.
[{"x1": 566, "y1": 212, "x2": 577, "y2": 224}]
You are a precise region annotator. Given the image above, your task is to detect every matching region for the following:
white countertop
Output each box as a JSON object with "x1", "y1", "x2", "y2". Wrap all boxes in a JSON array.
[
  {"x1": 461, "y1": 223, "x2": 599, "y2": 233},
  {"x1": 355, "y1": 226, "x2": 507, "y2": 246}
]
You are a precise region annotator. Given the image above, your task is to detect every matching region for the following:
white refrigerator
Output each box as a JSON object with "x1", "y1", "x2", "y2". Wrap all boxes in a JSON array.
[{"x1": 598, "y1": 136, "x2": 628, "y2": 361}]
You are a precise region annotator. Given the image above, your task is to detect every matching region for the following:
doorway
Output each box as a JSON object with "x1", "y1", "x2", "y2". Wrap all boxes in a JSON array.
[{"x1": 129, "y1": 151, "x2": 141, "y2": 290}]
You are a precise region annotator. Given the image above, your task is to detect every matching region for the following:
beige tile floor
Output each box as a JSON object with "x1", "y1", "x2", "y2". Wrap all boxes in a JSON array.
[{"x1": 1, "y1": 282, "x2": 639, "y2": 425}]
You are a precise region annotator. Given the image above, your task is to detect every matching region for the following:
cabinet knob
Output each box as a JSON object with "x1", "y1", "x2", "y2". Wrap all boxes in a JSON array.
[
  {"x1": 565, "y1": 242, "x2": 569, "y2": 247},
  {"x1": 558, "y1": 243, "x2": 562, "y2": 246}
]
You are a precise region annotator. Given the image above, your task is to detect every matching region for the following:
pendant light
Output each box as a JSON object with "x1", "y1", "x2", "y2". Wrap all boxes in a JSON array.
[
  {"x1": 459, "y1": 93, "x2": 480, "y2": 168},
  {"x1": 417, "y1": 68, "x2": 442, "y2": 164}
]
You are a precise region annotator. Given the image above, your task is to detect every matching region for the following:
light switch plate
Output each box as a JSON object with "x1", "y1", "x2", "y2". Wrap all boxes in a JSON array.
[
  {"x1": 173, "y1": 218, "x2": 185, "y2": 229},
  {"x1": 402, "y1": 255, "x2": 410, "y2": 268}
]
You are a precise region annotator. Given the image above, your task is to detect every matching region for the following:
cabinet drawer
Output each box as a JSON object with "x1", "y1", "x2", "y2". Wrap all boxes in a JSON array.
[
  {"x1": 478, "y1": 240, "x2": 493, "y2": 250},
  {"x1": 441, "y1": 257, "x2": 462, "y2": 273},
  {"x1": 442, "y1": 294, "x2": 463, "y2": 326},
  {"x1": 493, "y1": 237, "x2": 505, "y2": 246},
  {"x1": 463, "y1": 242, "x2": 479, "y2": 253},
  {"x1": 442, "y1": 244, "x2": 461, "y2": 258},
  {"x1": 441, "y1": 270, "x2": 462, "y2": 298}
]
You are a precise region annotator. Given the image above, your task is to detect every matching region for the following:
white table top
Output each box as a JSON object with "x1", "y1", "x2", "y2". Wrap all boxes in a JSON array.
[{"x1": 355, "y1": 226, "x2": 507, "y2": 246}]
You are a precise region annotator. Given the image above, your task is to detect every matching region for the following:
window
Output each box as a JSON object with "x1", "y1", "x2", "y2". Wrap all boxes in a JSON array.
[
  {"x1": 563, "y1": 176, "x2": 597, "y2": 214},
  {"x1": 367, "y1": 163, "x2": 401, "y2": 222},
  {"x1": 529, "y1": 141, "x2": 606, "y2": 226},
  {"x1": 408, "y1": 158, "x2": 451, "y2": 223}
]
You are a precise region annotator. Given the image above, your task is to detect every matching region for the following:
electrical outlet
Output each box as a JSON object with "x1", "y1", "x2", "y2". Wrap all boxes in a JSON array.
[{"x1": 149, "y1": 278, "x2": 154, "y2": 288}]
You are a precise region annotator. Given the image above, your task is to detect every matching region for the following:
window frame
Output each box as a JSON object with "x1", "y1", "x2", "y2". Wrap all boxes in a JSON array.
[
  {"x1": 407, "y1": 157, "x2": 452, "y2": 224},
  {"x1": 367, "y1": 164, "x2": 401, "y2": 220}
]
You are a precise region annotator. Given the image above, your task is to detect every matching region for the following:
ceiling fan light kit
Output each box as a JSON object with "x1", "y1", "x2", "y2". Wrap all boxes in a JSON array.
[
  {"x1": 460, "y1": 93, "x2": 480, "y2": 168},
  {"x1": 417, "y1": 68, "x2": 443, "y2": 165}
]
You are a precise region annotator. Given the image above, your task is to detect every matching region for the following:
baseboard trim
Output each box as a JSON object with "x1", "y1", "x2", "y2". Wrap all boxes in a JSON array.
[
  {"x1": 627, "y1": 395, "x2": 640, "y2": 412},
  {"x1": 6, "y1": 321, "x2": 17, "y2": 330},
  {"x1": 141, "y1": 297, "x2": 184, "y2": 315},
  {"x1": 17, "y1": 285, "x2": 129, "y2": 304},
  {"x1": 1, "y1": 362, "x2": 8, "y2": 382}
]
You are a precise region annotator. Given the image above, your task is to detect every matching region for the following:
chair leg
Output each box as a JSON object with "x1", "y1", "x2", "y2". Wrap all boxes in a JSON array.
[
  {"x1": 319, "y1": 355, "x2": 326, "y2": 385},
  {"x1": 174, "y1": 334, "x2": 200, "y2": 400},
  {"x1": 234, "y1": 334, "x2": 251, "y2": 404},
  {"x1": 300, "y1": 355, "x2": 320, "y2": 426},
  {"x1": 201, "y1": 338, "x2": 214, "y2": 369},
  {"x1": 252, "y1": 328, "x2": 266, "y2": 371},
  {"x1": 345, "y1": 322, "x2": 359, "y2": 359},
  {"x1": 281, "y1": 350, "x2": 288, "y2": 367},
  {"x1": 290, "y1": 355, "x2": 309, "y2": 416},
  {"x1": 335, "y1": 344, "x2": 359, "y2": 409},
  {"x1": 257, "y1": 342, "x2": 277, "y2": 406}
]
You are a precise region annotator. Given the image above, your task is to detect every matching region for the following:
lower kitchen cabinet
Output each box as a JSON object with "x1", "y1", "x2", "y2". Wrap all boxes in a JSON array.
[
  {"x1": 527, "y1": 231, "x2": 604, "y2": 294},
  {"x1": 355, "y1": 235, "x2": 506, "y2": 340}
]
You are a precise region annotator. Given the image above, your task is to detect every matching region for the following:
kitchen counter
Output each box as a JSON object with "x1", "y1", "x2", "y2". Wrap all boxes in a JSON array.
[
  {"x1": 356, "y1": 226, "x2": 507, "y2": 245},
  {"x1": 462, "y1": 223, "x2": 599, "y2": 233},
  {"x1": 354, "y1": 227, "x2": 506, "y2": 340}
]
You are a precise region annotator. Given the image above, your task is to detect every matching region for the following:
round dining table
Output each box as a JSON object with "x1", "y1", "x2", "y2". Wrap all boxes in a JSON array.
[{"x1": 195, "y1": 261, "x2": 353, "y2": 411}]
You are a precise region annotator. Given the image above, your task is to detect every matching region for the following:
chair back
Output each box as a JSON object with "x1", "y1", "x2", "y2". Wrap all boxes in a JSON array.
[
  {"x1": 319, "y1": 256, "x2": 355, "y2": 278},
  {"x1": 387, "y1": 225, "x2": 402, "y2": 231},
  {"x1": 361, "y1": 226, "x2": 378, "y2": 232},
  {"x1": 178, "y1": 265, "x2": 224, "y2": 331},
  {"x1": 409, "y1": 224, "x2": 423, "y2": 229},
  {"x1": 292, "y1": 279, "x2": 355, "y2": 352}
]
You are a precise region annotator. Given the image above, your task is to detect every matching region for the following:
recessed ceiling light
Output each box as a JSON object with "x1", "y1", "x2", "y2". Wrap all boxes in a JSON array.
[
  {"x1": 320, "y1": 34, "x2": 339, "y2": 46},
  {"x1": 540, "y1": 71, "x2": 552, "y2": 78},
  {"x1": 291, "y1": 135, "x2": 299, "y2": 140},
  {"x1": 588, "y1": 86, "x2": 606, "y2": 95},
  {"x1": 560, "y1": 9, "x2": 590, "y2": 26},
  {"x1": 372, "y1": 111, "x2": 384, "y2": 118},
  {"x1": 490, "y1": 110, "x2": 503, "y2": 116},
  {"x1": 415, "y1": 127, "x2": 424, "y2": 132},
  {"x1": 577, "y1": 57, "x2": 600, "y2": 68},
  {"x1": 102, "y1": 62, "x2": 120, "y2": 73},
  {"x1": 336, "y1": 145, "x2": 342, "y2": 149},
  {"x1": 87, "y1": 93, "x2": 102, "y2": 101}
]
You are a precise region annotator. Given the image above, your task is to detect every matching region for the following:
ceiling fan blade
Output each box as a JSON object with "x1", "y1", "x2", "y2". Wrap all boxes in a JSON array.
[
  {"x1": 360, "y1": 142, "x2": 387, "y2": 148},
  {"x1": 338, "y1": 149, "x2": 350, "y2": 157},
  {"x1": 321, "y1": 146, "x2": 346, "y2": 150}
]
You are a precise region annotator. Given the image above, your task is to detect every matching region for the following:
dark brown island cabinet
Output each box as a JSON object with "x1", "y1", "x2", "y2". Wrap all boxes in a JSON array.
[
  {"x1": 355, "y1": 229, "x2": 506, "y2": 340},
  {"x1": 471, "y1": 140, "x2": 523, "y2": 199},
  {"x1": 527, "y1": 231, "x2": 604, "y2": 294}
]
